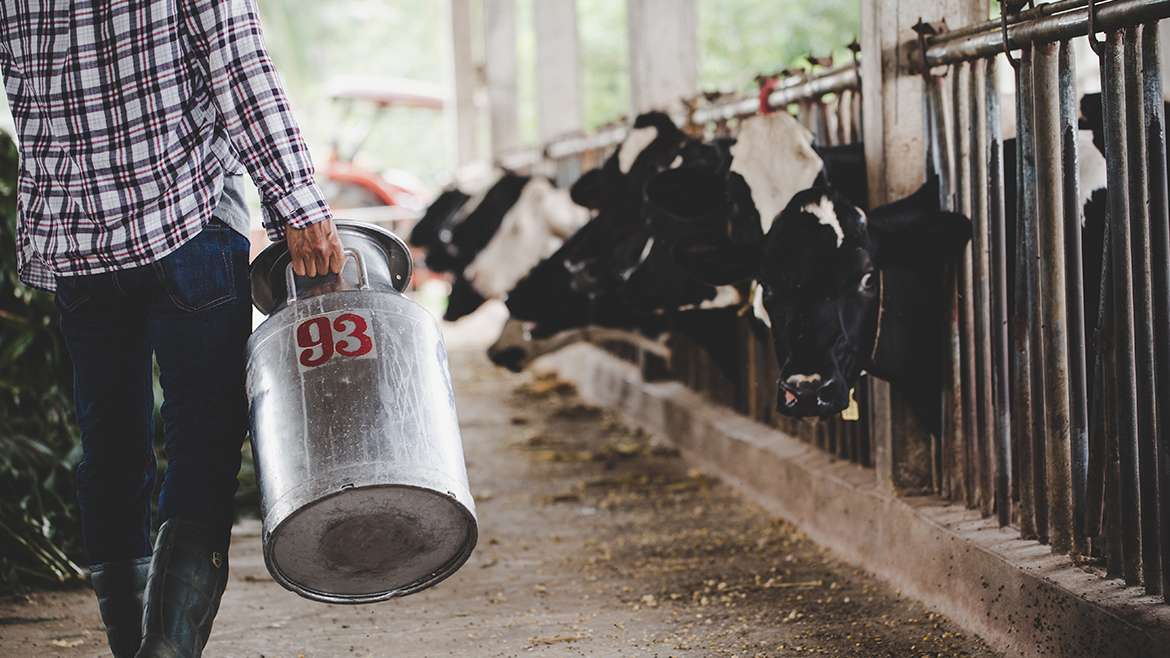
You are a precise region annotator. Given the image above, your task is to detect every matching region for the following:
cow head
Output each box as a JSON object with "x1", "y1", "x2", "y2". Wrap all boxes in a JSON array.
[{"x1": 677, "y1": 177, "x2": 970, "y2": 419}]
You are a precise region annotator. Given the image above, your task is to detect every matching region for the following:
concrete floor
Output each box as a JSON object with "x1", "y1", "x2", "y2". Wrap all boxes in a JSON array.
[{"x1": 0, "y1": 308, "x2": 999, "y2": 657}]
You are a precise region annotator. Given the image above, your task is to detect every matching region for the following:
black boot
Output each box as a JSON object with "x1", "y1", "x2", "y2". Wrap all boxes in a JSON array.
[
  {"x1": 90, "y1": 556, "x2": 152, "y2": 657},
  {"x1": 135, "y1": 520, "x2": 230, "y2": 658}
]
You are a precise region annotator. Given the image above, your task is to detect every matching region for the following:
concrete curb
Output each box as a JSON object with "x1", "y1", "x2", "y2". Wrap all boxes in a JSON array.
[{"x1": 539, "y1": 344, "x2": 1170, "y2": 658}]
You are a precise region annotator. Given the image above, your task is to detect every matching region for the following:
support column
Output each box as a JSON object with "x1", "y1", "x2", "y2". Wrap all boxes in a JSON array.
[
  {"x1": 534, "y1": 0, "x2": 583, "y2": 142},
  {"x1": 626, "y1": 0, "x2": 698, "y2": 114},
  {"x1": 449, "y1": 0, "x2": 480, "y2": 166},
  {"x1": 484, "y1": 0, "x2": 519, "y2": 158},
  {"x1": 861, "y1": 0, "x2": 989, "y2": 492}
]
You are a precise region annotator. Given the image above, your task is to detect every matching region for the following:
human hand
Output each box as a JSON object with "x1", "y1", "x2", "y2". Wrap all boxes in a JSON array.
[{"x1": 287, "y1": 219, "x2": 344, "y2": 277}]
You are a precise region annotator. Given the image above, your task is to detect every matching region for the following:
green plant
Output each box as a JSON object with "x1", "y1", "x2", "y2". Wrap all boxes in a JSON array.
[{"x1": 0, "y1": 131, "x2": 85, "y2": 591}]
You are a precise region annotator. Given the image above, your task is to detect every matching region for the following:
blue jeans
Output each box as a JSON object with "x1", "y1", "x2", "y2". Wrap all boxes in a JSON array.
[{"x1": 55, "y1": 220, "x2": 251, "y2": 565}]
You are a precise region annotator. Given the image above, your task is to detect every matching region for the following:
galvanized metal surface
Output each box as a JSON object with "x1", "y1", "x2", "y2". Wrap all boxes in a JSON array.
[
  {"x1": 1101, "y1": 29, "x2": 1143, "y2": 585},
  {"x1": 969, "y1": 57, "x2": 996, "y2": 520},
  {"x1": 986, "y1": 54, "x2": 1013, "y2": 530},
  {"x1": 1013, "y1": 46, "x2": 1043, "y2": 540},
  {"x1": 920, "y1": 0, "x2": 1170, "y2": 66},
  {"x1": 1123, "y1": 24, "x2": 1163, "y2": 593},
  {"x1": 1142, "y1": 20, "x2": 1170, "y2": 603},
  {"x1": 250, "y1": 220, "x2": 414, "y2": 315},
  {"x1": 247, "y1": 228, "x2": 476, "y2": 603},
  {"x1": 1033, "y1": 41, "x2": 1074, "y2": 553},
  {"x1": 1058, "y1": 38, "x2": 1091, "y2": 555}
]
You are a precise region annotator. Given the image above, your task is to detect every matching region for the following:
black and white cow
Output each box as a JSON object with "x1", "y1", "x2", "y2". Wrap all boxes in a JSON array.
[
  {"x1": 669, "y1": 94, "x2": 1116, "y2": 434},
  {"x1": 491, "y1": 110, "x2": 847, "y2": 375},
  {"x1": 409, "y1": 168, "x2": 588, "y2": 322}
]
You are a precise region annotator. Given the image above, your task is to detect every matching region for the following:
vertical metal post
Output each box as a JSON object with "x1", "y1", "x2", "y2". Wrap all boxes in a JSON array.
[
  {"x1": 970, "y1": 57, "x2": 996, "y2": 519},
  {"x1": 1058, "y1": 39, "x2": 1091, "y2": 556},
  {"x1": 928, "y1": 68, "x2": 964, "y2": 502},
  {"x1": 1124, "y1": 25, "x2": 1162, "y2": 593},
  {"x1": 1014, "y1": 44, "x2": 1043, "y2": 540},
  {"x1": 987, "y1": 53, "x2": 1013, "y2": 528},
  {"x1": 1101, "y1": 28, "x2": 1143, "y2": 586},
  {"x1": 1142, "y1": 20, "x2": 1170, "y2": 603},
  {"x1": 1034, "y1": 41, "x2": 1074, "y2": 553},
  {"x1": 956, "y1": 61, "x2": 981, "y2": 506}
]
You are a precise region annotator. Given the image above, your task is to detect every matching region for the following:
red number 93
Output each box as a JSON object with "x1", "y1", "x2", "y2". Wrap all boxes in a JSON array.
[{"x1": 296, "y1": 312, "x2": 374, "y2": 368}]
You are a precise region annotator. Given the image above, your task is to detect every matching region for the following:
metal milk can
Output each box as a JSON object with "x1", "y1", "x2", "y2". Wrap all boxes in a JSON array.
[{"x1": 246, "y1": 220, "x2": 477, "y2": 604}]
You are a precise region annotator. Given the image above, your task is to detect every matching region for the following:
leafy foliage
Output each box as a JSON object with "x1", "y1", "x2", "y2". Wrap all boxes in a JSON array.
[{"x1": 0, "y1": 131, "x2": 85, "y2": 592}]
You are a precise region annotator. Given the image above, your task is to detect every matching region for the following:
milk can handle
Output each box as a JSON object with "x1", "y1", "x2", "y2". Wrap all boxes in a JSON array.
[{"x1": 284, "y1": 249, "x2": 370, "y2": 305}]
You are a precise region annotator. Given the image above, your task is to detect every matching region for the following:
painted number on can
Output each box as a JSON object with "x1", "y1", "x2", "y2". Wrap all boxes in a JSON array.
[{"x1": 295, "y1": 311, "x2": 375, "y2": 370}]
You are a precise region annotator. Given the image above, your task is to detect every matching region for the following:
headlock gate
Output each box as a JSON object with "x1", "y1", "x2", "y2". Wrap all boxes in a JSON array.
[{"x1": 510, "y1": 0, "x2": 1170, "y2": 608}]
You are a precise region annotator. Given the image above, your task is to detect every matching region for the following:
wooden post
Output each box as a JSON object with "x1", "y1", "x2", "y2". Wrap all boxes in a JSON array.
[
  {"x1": 449, "y1": 0, "x2": 481, "y2": 166},
  {"x1": 484, "y1": 0, "x2": 519, "y2": 158},
  {"x1": 626, "y1": 0, "x2": 698, "y2": 114},
  {"x1": 534, "y1": 0, "x2": 583, "y2": 142},
  {"x1": 861, "y1": 0, "x2": 989, "y2": 493}
]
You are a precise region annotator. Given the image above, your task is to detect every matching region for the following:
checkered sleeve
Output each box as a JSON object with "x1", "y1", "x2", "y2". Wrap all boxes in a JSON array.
[{"x1": 183, "y1": 0, "x2": 332, "y2": 240}]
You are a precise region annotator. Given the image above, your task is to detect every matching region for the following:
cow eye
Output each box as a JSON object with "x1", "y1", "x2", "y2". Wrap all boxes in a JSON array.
[{"x1": 859, "y1": 272, "x2": 876, "y2": 292}]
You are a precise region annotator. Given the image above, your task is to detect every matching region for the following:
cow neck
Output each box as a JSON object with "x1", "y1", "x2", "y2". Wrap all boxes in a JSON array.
[{"x1": 866, "y1": 267, "x2": 923, "y2": 384}]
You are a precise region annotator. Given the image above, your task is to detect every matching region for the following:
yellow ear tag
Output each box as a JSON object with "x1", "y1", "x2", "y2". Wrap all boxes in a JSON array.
[{"x1": 841, "y1": 388, "x2": 860, "y2": 422}]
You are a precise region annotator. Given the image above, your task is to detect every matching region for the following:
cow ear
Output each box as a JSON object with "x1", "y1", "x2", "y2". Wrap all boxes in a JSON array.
[
  {"x1": 869, "y1": 211, "x2": 972, "y2": 268},
  {"x1": 672, "y1": 240, "x2": 761, "y2": 286},
  {"x1": 570, "y1": 169, "x2": 606, "y2": 210}
]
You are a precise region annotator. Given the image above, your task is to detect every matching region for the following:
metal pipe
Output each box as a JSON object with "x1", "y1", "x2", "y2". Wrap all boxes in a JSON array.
[
  {"x1": 921, "y1": 0, "x2": 1170, "y2": 67},
  {"x1": 929, "y1": 70, "x2": 963, "y2": 502},
  {"x1": 956, "y1": 58, "x2": 981, "y2": 505},
  {"x1": 970, "y1": 57, "x2": 996, "y2": 519},
  {"x1": 987, "y1": 53, "x2": 1014, "y2": 528},
  {"x1": 1124, "y1": 25, "x2": 1162, "y2": 593},
  {"x1": 1101, "y1": 29, "x2": 1143, "y2": 585},
  {"x1": 1034, "y1": 41, "x2": 1075, "y2": 553},
  {"x1": 940, "y1": 0, "x2": 1094, "y2": 44},
  {"x1": 1013, "y1": 46, "x2": 1040, "y2": 539},
  {"x1": 1058, "y1": 39, "x2": 1091, "y2": 556},
  {"x1": 1142, "y1": 20, "x2": 1170, "y2": 603}
]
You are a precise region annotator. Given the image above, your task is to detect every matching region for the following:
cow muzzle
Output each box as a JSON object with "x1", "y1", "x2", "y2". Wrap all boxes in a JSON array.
[{"x1": 776, "y1": 373, "x2": 848, "y2": 417}]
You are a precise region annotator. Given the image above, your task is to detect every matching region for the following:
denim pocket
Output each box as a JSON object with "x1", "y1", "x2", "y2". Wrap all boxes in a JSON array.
[
  {"x1": 156, "y1": 223, "x2": 243, "y2": 312},
  {"x1": 54, "y1": 276, "x2": 93, "y2": 313}
]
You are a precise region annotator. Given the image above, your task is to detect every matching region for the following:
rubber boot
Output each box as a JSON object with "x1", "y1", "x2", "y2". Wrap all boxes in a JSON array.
[
  {"x1": 90, "y1": 556, "x2": 152, "y2": 658},
  {"x1": 135, "y1": 520, "x2": 230, "y2": 658}
]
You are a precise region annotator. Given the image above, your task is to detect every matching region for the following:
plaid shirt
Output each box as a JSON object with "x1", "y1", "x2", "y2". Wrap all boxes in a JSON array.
[{"x1": 0, "y1": 0, "x2": 332, "y2": 291}]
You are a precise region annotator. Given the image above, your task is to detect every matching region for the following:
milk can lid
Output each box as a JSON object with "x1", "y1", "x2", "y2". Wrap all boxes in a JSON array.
[{"x1": 249, "y1": 220, "x2": 413, "y2": 314}]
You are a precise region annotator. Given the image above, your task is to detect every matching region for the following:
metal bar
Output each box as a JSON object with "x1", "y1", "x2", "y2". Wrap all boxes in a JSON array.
[
  {"x1": 1101, "y1": 29, "x2": 1143, "y2": 585},
  {"x1": 1013, "y1": 46, "x2": 1040, "y2": 539},
  {"x1": 922, "y1": 0, "x2": 1170, "y2": 67},
  {"x1": 1142, "y1": 20, "x2": 1170, "y2": 603},
  {"x1": 1124, "y1": 24, "x2": 1162, "y2": 593},
  {"x1": 535, "y1": 65, "x2": 862, "y2": 161},
  {"x1": 987, "y1": 53, "x2": 1013, "y2": 528},
  {"x1": 937, "y1": 0, "x2": 1091, "y2": 44},
  {"x1": 924, "y1": 66, "x2": 961, "y2": 500},
  {"x1": 957, "y1": 60, "x2": 980, "y2": 508},
  {"x1": 1035, "y1": 41, "x2": 1075, "y2": 553},
  {"x1": 970, "y1": 57, "x2": 996, "y2": 519},
  {"x1": 1058, "y1": 39, "x2": 1091, "y2": 556}
]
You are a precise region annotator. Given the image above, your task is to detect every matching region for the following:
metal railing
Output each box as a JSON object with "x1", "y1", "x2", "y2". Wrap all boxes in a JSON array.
[{"x1": 918, "y1": 0, "x2": 1170, "y2": 602}]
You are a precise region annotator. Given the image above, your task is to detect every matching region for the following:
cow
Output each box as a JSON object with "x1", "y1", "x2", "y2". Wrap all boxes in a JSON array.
[
  {"x1": 674, "y1": 176, "x2": 971, "y2": 431},
  {"x1": 463, "y1": 177, "x2": 590, "y2": 305},
  {"x1": 667, "y1": 95, "x2": 1115, "y2": 434},
  {"x1": 491, "y1": 111, "x2": 845, "y2": 376},
  {"x1": 408, "y1": 168, "x2": 588, "y2": 322}
]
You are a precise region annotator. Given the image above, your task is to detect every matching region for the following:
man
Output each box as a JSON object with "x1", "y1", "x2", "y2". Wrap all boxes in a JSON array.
[{"x1": 1, "y1": 2, "x2": 343, "y2": 656}]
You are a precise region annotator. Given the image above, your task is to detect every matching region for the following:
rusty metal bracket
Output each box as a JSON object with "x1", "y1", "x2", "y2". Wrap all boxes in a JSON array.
[
  {"x1": 912, "y1": 18, "x2": 942, "y2": 82},
  {"x1": 1086, "y1": 0, "x2": 1103, "y2": 55}
]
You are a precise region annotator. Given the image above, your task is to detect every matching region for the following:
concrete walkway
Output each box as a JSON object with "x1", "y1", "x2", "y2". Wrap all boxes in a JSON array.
[{"x1": 0, "y1": 324, "x2": 998, "y2": 656}]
